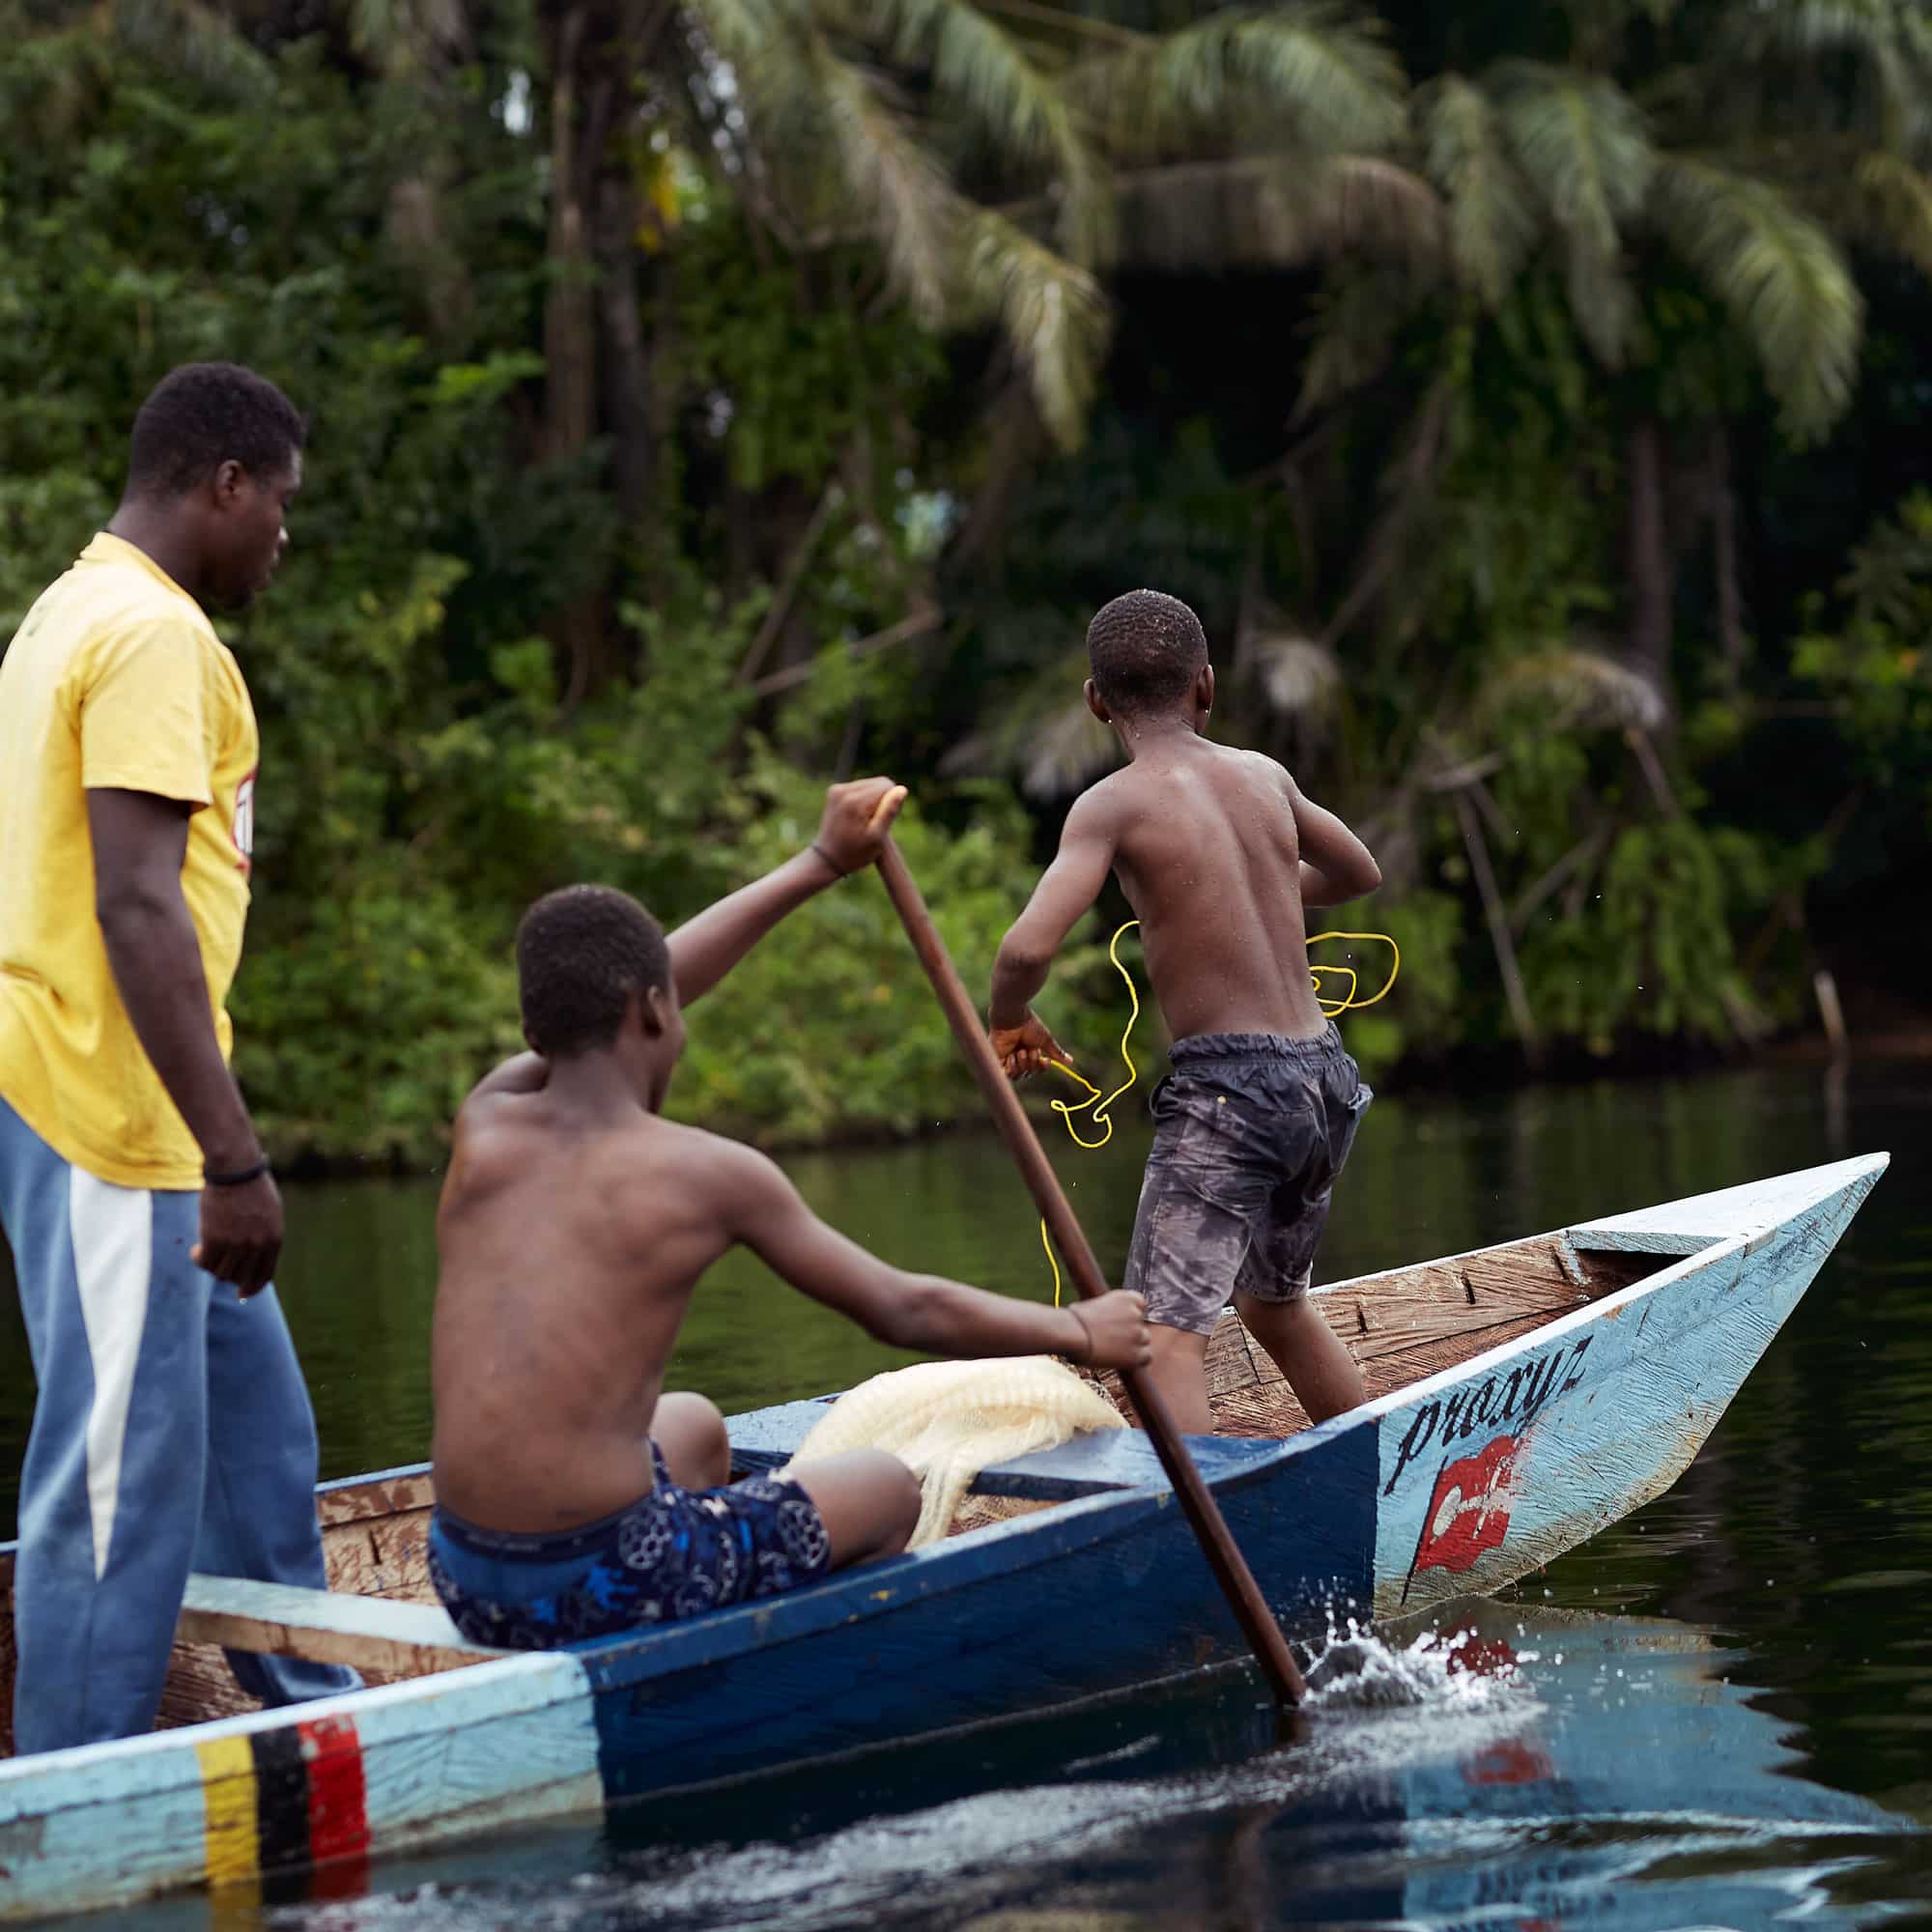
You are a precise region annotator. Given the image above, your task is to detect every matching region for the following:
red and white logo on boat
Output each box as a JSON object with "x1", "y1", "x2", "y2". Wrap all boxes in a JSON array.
[{"x1": 1403, "y1": 1433, "x2": 1520, "y2": 1603}]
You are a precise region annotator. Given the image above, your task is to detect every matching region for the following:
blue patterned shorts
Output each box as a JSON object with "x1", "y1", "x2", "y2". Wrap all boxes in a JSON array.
[{"x1": 427, "y1": 1441, "x2": 833, "y2": 1650}]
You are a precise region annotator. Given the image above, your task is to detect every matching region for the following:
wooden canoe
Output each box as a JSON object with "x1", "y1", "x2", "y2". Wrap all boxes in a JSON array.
[{"x1": 0, "y1": 1154, "x2": 1887, "y2": 1921}]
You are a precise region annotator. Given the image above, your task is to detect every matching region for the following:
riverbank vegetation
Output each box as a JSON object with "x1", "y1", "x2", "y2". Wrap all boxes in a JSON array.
[{"x1": 4, "y1": 0, "x2": 1929, "y2": 1163}]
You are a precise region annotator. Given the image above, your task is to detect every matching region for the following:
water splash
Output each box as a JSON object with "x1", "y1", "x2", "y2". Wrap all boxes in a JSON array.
[
  {"x1": 268, "y1": 1629, "x2": 1547, "y2": 1932},
  {"x1": 1302, "y1": 1614, "x2": 1533, "y2": 1713}
]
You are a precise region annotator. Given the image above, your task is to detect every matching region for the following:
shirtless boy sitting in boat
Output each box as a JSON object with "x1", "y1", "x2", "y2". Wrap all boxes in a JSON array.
[
  {"x1": 988, "y1": 592, "x2": 1382, "y2": 1435},
  {"x1": 429, "y1": 778, "x2": 1151, "y2": 1650}
]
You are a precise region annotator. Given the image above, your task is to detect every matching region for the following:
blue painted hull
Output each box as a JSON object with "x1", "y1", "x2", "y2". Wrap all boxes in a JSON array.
[
  {"x1": 585, "y1": 1423, "x2": 1378, "y2": 1802},
  {"x1": 0, "y1": 1154, "x2": 1888, "y2": 1920}
]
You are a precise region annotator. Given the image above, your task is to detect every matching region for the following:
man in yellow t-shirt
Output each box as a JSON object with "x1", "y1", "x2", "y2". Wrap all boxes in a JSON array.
[{"x1": 0, "y1": 363, "x2": 357, "y2": 1752}]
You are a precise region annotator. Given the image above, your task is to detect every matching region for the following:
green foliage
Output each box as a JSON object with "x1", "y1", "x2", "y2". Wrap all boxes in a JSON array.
[
  {"x1": 673, "y1": 224, "x2": 947, "y2": 494},
  {"x1": 670, "y1": 770, "x2": 1038, "y2": 1144},
  {"x1": 1520, "y1": 821, "x2": 1770, "y2": 1052},
  {"x1": 1793, "y1": 489, "x2": 1932, "y2": 798},
  {"x1": 1650, "y1": 156, "x2": 1861, "y2": 442},
  {"x1": 238, "y1": 872, "x2": 521, "y2": 1166},
  {"x1": 5, "y1": 0, "x2": 1932, "y2": 1176},
  {"x1": 0, "y1": 20, "x2": 1038, "y2": 1166}
]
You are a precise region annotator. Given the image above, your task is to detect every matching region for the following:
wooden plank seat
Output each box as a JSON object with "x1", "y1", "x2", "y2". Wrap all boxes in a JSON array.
[
  {"x1": 726, "y1": 1399, "x2": 1278, "y2": 1500},
  {"x1": 176, "y1": 1574, "x2": 506, "y2": 1675}
]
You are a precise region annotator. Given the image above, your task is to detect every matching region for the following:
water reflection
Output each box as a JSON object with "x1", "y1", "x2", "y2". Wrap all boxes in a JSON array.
[
  {"x1": 2, "y1": 1060, "x2": 1921, "y2": 1517},
  {"x1": 92, "y1": 1607, "x2": 1920, "y2": 1932},
  {"x1": 3, "y1": 1058, "x2": 1928, "y2": 1923}
]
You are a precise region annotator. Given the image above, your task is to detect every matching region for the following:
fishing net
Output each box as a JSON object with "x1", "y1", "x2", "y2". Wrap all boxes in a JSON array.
[{"x1": 787, "y1": 1356, "x2": 1126, "y2": 1548}]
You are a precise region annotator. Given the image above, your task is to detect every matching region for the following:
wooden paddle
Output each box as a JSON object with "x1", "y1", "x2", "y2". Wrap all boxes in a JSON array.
[{"x1": 873, "y1": 836, "x2": 1308, "y2": 1706}]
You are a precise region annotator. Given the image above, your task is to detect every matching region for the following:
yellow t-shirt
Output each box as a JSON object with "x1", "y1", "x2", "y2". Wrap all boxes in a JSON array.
[{"x1": 0, "y1": 533, "x2": 259, "y2": 1190}]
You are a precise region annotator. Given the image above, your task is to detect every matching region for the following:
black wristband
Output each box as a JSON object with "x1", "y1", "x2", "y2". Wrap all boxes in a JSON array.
[
  {"x1": 810, "y1": 841, "x2": 849, "y2": 880},
  {"x1": 204, "y1": 1157, "x2": 270, "y2": 1188}
]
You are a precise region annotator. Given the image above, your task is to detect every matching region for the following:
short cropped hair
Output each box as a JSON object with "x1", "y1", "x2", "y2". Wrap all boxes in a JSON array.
[
  {"x1": 1086, "y1": 589, "x2": 1208, "y2": 714},
  {"x1": 516, "y1": 886, "x2": 670, "y2": 1057},
  {"x1": 125, "y1": 362, "x2": 307, "y2": 499}
]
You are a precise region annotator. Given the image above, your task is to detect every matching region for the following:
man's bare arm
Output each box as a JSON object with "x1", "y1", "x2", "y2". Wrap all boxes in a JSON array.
[
  {"x1": 667, "y1": 779, "x2": 906, "y2": 1007},
  {"x1": 988, "y1": 791, "x2": 1120, "y2": 1034},
  {"x1": 1289, "y1": 781, "x2": 1382, "y2": 907},
  {"x1": 724, "y1": 1146, "x2": 1151, "y2": 1370},
  {"x1": 87, "y1": 788, "x2": 281, "y2": 1295}
]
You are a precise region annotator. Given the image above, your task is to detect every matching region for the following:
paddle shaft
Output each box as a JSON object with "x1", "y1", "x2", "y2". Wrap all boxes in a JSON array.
[{"x1": 873, "y1": 838, "x2": 1306, "y2": 1706}]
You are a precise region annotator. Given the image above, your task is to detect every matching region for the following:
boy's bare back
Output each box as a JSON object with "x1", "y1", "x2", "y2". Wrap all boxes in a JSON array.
[
  {"x1": 1083, "y1": 737, "x2": 1331, "y2": 1043},
  {"x1": 992, "y1": 729, "x2": 1378, "y2": 1064},
  {"x1": 432, "y1": 1084, "x2": 745, "y2": 1531}
]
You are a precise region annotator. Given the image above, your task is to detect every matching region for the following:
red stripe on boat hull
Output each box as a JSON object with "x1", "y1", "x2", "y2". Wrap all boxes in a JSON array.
[{"x1": 298, "y1": 1715, "x2": 369, "y2": 1896}]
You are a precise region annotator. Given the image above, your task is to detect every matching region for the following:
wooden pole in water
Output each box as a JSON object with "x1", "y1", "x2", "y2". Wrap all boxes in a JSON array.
[{"x1": 873, "y1": 837, "x2": 1307, "y2": 1706}]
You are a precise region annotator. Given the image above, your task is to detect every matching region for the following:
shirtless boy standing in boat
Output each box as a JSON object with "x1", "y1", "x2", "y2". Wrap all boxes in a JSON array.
[
  {"x1": 988, "y1": 592, "x2": 1382, "y2": 1435},
  {"x1": 429, "y1": 778, "x2": 1151, "y2": 1650}
]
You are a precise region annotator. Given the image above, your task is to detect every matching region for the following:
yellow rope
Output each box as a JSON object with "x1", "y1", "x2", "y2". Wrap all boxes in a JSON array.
[
  {"x1": 1043, "y1": 922, "x2": 1144, "y2": 1152},
  {"x1": 1036, "y1": 923, "x2": 1399, "y2": 1304},
  {"x1": 1307, "y1": 930, "x2": 1401, "y2": 1013}
]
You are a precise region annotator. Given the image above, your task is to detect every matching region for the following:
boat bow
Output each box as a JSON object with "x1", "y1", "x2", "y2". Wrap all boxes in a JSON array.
[{"x1": 1567, "y1": 1153, "x2": 1889, "y2": 1259}]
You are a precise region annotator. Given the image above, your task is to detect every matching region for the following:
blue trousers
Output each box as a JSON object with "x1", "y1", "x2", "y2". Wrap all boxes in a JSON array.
[{"x1": 1, "y1": 1096, "x2": 357, "y2": 1752}]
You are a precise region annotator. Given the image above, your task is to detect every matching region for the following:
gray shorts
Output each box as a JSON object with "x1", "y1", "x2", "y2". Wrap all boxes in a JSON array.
[{"x1": 1123, "y1": 1028, "x2": 1371, "y2": 1336}]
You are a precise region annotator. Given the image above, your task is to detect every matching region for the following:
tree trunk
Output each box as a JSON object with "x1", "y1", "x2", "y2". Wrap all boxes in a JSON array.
[
  {"x1": 540, "y1": 0, "x2": 631, "y2": 702},
  {"x1": 542, "y1": 2, "x2": 597, "y2": 468},
  {"x1": 951, "y1": 380, "x2": 1042, "y2": 575},
  {"x1": 752, "y1": 480, "x2": 825, "y2": 683},
  {"x1": 596, "y1": 171, "x2": 654, "y2": 537},
  {"x1": 1453, "y1": 788, "x2": 1544, "y2": 1069},
  {"x1": 736, "y1": 483, "x2": 840, "y2": 686},
  {"x1": 1626, "y1": 415, "x2": 1672, "y2": 710},
  {"x1": 1711, "y1": 428, "x2": 1747, "y2": 684}
]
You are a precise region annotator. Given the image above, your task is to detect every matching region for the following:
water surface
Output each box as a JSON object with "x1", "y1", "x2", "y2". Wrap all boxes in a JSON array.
[{"x1": 3, "y1": 1058, "x2": 1928, "y2": 1925}]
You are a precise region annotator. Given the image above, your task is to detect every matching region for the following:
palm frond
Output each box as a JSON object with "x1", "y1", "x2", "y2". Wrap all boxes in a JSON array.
[
  {"x1": 1651, "y1": 154, "x2": 1861, "y2": 441},
  {"x1": 1559, "y1": 233, "x2": 1642, "y2": 370},
  {"x1": 1110, "y1": 152, "x2": 1442, "y2": 272},
  {"x1": 1070, "y1": 2, "x2": 1406, "y2": 163},
  {"x1": 692, "y1": 0, "x2": 959, "y2": 319},
  {"x1": 682, "y1": 0, "x2": 825, "y2": 156},
  {"x1": 1497, "y1": 64, "x2": 1656, "y2": 258},
  {"x1": 1731, "y1": 0, "x2": 1930, "y2": 149},
  {"x1": 815, "y1": 52, "x2": 957, "y2": 317},
  {"x1": 1746, "y1": 0, "x2": 1898, "y2": 35},
  {"x1": 1846, "y1": 149, "x2": 1932, "y2": 277},
  {"x1": 1495, "y1": 65, "x2": 1654, "y2": 366},
  {"x1": 957, "y1": 208, "x2": 1109, "y2": 447},
  {"x1": 690, "y1": 0, "x2": 1106, "y2": 432},
  {"x1": 1017, "y1": 693, "x2": 1118, "y2": 797},
  {"x1": 940, "y1": 648, "x2": 1117, "y2": 797},
  {"x1": 1422, "y1": 73, "x2": 1538, "y2": 309},
  {"x1": 843, "y1": 0, "x2": 1115, "y2": 264},
  {"x1": 1295, "y1": 264, "x2": 1411, "y2": 412},
  {"x1": 683, "y1": 0, "x2": 799, "y2": 49}
]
